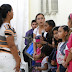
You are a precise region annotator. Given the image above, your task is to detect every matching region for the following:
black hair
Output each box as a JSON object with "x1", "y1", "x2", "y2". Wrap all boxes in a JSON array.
[
  {"x1": 68, "y1": 15, "x2": 71, "y2": 20},
  {"x1": 52, "y1": 26, "x2": 62, "y2": 46},
  {"x1": 53, "y1": 38, "x2": 62, "y2": 46},
  {"x1": 68, "y1": 14, "x2": 72, "y2": 20},
  {"x1": 35, "y1": 13, "x2": 45, "y2": 21},
  {"x1": 31, "y1": 20, "x2": 36, "y2": 24},
  {"x1": 41, "y1": 45, "x2": 53, "y2": 56},
  {"x1": 61, "y1": 25, "x2": 70, "y2": 33},
  {"x1": 0, "y1": 4, "x2": 12, "y2": 27},
  {"x1": 52, "y1": 26, "x2": 60, "y2": 33},
  {"x1": 45, "y1": 20, "x2": 56, "y2": 28}
]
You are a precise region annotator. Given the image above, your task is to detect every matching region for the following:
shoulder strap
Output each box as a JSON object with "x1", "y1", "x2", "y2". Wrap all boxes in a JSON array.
[{"x1": 60, "y1": 41, "x2": 68, "y2": 56}]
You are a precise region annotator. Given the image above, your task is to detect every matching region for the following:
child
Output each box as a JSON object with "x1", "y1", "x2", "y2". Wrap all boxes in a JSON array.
[
  {"x1": 32, "y1": 35, "x2": 43, "y2": 72},
  {"x1": 35, "y1": 45, "x2": 53, "y2": 72},
  {"x1": 39, "y1": 20, "x2": 56, "y2": 51},
  {"x1": 57, "y1": 25, "x2": 70, "y2": 72},
  {"x1": 50, "y1": 26, "x2": 61, "y2": 72},
  {"x1": 62, "y1": 13, "x2": 72, "y2": 72}
]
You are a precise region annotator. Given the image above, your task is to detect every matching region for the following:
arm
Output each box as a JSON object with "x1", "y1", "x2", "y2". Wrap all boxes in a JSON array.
[
  {"x1": 62, "y1": 49, "x2": 72, "y2": 68},
  {"x1": 34, "y1": 53, "x2": 41, "y2": 61},
  {"x1": 25, "y1": 32, "x2": 28, "y2": 45},
  {"x1": 66, "y1": 48, "x2": 72, "y2": 63},
  {"x1": 6, "y1": 36, "x2": 21, "y2": 72},
  {"x1": 65, "y1": 34, "x2": 72, "y2": 65},
  {"x1": 56, "y1": 66, "x2": 60, "y2": 72},
  {"x1": 36, "y1": 63, "x2": 48, "y2": 71},
  {"x1": 33, "y1": 33, "x2": 37, "y2": 57},
  {"x1": 35, "y1": 57, "x2": 48, "y2": 71},
  {"x1": 39, "y1": 37, "x2": 54, "y2": 48}
]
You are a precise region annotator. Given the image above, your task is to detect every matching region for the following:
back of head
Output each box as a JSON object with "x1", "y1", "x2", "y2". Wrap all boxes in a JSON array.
[
  {"x1": 68, "y1": 13, "x2": 72, "y2": 21},
  {"x1": 68, "y1": 13, "x2": 72, "y2": 29},
  {"x1": 0, "y1": 4, "x2": 12, "y2": 27},
  {"x1": 46, "y1": 20, "x2": 56, "y2": 28},
  {"x1": 41, "y1": 45, "x2": 53, "y2": 56}
]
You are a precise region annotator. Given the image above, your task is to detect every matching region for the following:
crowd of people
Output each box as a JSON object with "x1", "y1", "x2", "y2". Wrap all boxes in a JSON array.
[
  {"x1": 0, "y1": 3, "x2": 72, "y2": 72},
  {"x1": 24, "y1": 13, "x2": 72, "y2": 72}
]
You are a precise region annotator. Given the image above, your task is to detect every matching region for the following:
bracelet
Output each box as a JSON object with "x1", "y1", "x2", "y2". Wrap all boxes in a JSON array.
[{"x1": 33, "y1": 39, "x2": 36, "y2": 42}]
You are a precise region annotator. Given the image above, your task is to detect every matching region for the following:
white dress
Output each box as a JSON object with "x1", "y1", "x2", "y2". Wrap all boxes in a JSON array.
[
  {"x1": 33, "y1": 26, "x2": 45, "y2": 36},
  {"x1": 0, "y1": 23, "x2": 16, "y2": 72},
  {"x1": 41, "y1": 56, "x2": 48, "y2": 72}
]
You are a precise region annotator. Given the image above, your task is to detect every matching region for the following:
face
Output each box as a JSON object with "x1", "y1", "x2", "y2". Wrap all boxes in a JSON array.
[
  {"x1": 37, "y1": 43, "x2": 42, "y2": 48},
  {"x1": 36, "y1": 15, "x2": 45, "y2": 26},
  {"x1": 8, "y1": 8, "x2": 13, "y2": 20},
  {"x1": 44, "y1": 22, "x2": 52, "y2": 32},
  {"x1": 58, "y1": 27, "x2": 66, "y2": 39},
  {"x1": 53, "y1": 30, "x2": 59, "y2": 40},
  {"x1": 31, "y1": 22, "x2": 37, "y2": 29},
  {"x1": 68, "y1": 19, "x2": 72, "y2": 28}
]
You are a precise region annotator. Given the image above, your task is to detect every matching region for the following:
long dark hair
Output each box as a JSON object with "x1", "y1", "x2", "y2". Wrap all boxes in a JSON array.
[
  {"x1": 0, "y1": 4, "x2": 12, "y2": 27},
  {"x1": 52, "y1": 26, "x2": 62, "y2": 46}
]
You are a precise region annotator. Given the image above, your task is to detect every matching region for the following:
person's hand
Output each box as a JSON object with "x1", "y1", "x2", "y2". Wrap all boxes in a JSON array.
[
  {"x1": 62, "y1": 61, "x2": 68, "y2": 68},
  {"x1": 70, "y1": 47, "x2": 72, "y2": 53},
  {"x1": 14, "y1": 57, "x2": 21, "y2": 72},
  {"x1": 39, "y1": 40, "x2": 47, "y2": 44},
  {"x1": 65, "y1": 69, "x2": 68, "y2": 72},
  {"x1": 37, "y1": 67, "x2": 41, "y2": 70},
  {"x1": 56, "y1": 68, "x2": 60, "y2": 72},
  {"x1": 14, "y1": 65, "x2": 20, "y2": 72},
  {"x1": 35, "y1": 67, "x2": 41, "y2": 70},
  {"x1": 40, "y1": 37, "x2": 44, "y2": 41},
  {"x1": 35, "y1": 66, "x2": 38, "y2": 70}
]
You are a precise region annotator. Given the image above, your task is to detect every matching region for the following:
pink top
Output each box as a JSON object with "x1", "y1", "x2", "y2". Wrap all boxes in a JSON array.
[
  {"x1": 36, "y1": 47, "x2": 42, "y2": 63},
  {"x1": 65, "y1": 33, "x2": 72, "y2": 72}
]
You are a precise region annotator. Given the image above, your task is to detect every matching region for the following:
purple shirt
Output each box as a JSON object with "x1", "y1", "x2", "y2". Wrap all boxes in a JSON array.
[{"x1": 25, "y1": 29, "x2": 33, "y2": 45}]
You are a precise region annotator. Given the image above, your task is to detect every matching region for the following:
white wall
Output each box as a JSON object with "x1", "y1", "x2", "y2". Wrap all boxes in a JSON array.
[
  {"x1": 29, "y1": 0, "x2": 41, "y2": 28},
  {"x1": 0, "y1": 0, "x2": 29, "y2": 50},
  {"x1": 0, "y1": 0, "x2": 18, "y2": 29},
  {"x1": 29, "y1": 0, "x2": 72, "y2": 26},
  {"x1": 0, "y1": 0, "x2": 29, "y2": 71}
]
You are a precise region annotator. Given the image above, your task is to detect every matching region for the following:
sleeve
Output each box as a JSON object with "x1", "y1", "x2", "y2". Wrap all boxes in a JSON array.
[
  {"x1": 67, "y1": 33, "x2": 72, "y2": 50},
  {"x1": 43, "y1": 57, "x2": 48, "y2": 64},
  {"x1": 4, "y1": 25, "x2": 16, "y2": 38},
  {"x1": 25, "y1": 32, "x2": 28, "y2": 45},
  {"x1": 33, "y1": 27, "x2": 37, "y2": 34},
  {"x1": 4, "y1": 29, "x2": 13, "y2": 37}
]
